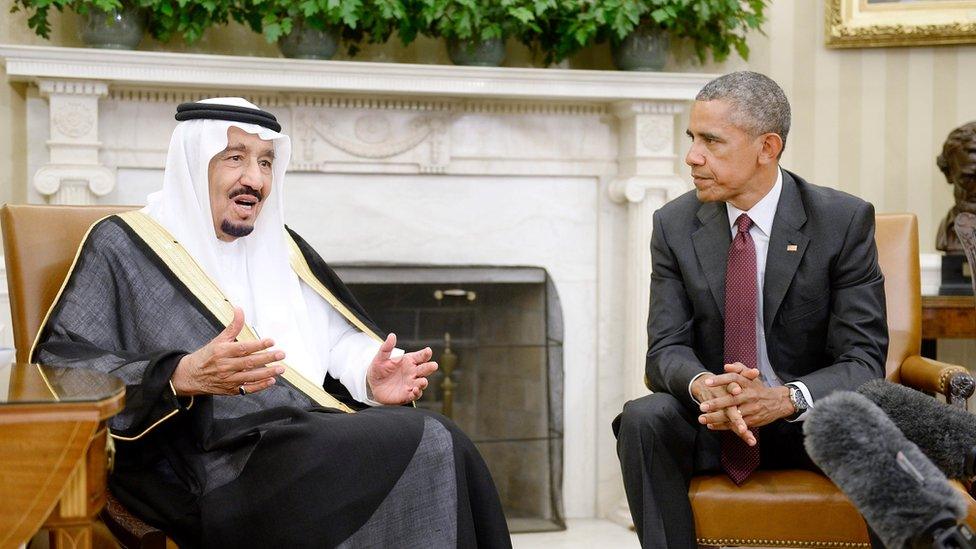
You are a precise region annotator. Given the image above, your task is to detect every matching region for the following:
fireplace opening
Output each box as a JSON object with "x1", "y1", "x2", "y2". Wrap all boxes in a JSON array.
[{"x1": 335, "y1": 265, "x2": 566, "y2": 533}]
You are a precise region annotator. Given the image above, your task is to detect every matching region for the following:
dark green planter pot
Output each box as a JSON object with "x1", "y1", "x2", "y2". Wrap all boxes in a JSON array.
[
  {"x1": 79, "y1": 4, "x2": 146, "y2": 50},
  {"x1": 446, "y1": 37, "x2": 505, "y2": 67},
  {"x1": 611, "y1": 25, "x2": 670, "y2": 71},
  {"x1": 278, "y1": 21, "x2": 338, "y2": 60}
]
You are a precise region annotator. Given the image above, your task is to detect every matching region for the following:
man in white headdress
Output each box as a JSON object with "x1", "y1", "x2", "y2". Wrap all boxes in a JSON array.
[{"x1": 32, "y1": 98, "x2": 511, "y2": 548}]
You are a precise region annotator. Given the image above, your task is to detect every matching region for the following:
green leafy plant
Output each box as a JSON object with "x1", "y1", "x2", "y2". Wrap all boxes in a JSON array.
[
  {"x1": 12, "y1": 0, "x2": 253, "y2": 45},
  {"x1": 357, "y1": 0, "x2": 412, "y2": 47},
  {"x1": 12, "y1": 0, "x2": 768, "y2": 67},
  {"x1": 413, "y1": 0, "x2": 555, "y2": 45},
  {"x1": 237, "y1": 0, "x2": 409, "y2": 54},
  {"x1": 11, "y1": 0, "x2": 137, "y2": 39},
  {"x1": 538, "y1": 0, "x2": 769, "y2": 64},
  {"x1": 146, "y1": 0, "x2": 242, "y2": 44}
]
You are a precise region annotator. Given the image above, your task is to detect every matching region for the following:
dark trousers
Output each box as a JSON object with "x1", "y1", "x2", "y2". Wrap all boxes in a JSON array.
[{"x1": 612, "y1": 392, "x2": 817, "y2": 549}]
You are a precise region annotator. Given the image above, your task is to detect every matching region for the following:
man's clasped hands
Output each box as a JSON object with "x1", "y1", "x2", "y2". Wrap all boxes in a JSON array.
[{"x1": 691, "y1": 363, "x2": 796, "y2": 446}]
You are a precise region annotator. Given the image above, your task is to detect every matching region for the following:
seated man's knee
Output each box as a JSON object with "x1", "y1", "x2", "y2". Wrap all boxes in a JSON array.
[{"x1": 614, "y1": 393, "x2": 686, "y2": 442}]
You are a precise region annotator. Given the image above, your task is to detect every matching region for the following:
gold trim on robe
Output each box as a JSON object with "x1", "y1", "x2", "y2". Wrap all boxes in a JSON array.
[
  {"x1": 29, "y1": 214, "x2": 112, "y2": 362},
  {"x1": 28, "y1": 213, "x2": 194, "y2": 440},
  {"x1": 285, "y1": 237, "x2": 383, "y2": 343},
  {"x1": 117, "y1": 211, "x2": 355, "y2": 415}
]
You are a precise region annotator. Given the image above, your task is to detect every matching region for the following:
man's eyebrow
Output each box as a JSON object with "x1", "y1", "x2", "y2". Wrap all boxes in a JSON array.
[
  {"x1": 222, "y1": 143, "x2": 247, "y2": 154},
  {"x1": 686, "y1": 129, "x2": 723, "y2": 142},
  {"x1": 220, "y1": 143, "x2": 275, "y2": 159}
]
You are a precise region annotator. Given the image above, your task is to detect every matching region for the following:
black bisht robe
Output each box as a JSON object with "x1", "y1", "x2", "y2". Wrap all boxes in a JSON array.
[{"x1": 33, "y1": 216, "x2": 511, "y2": 548}]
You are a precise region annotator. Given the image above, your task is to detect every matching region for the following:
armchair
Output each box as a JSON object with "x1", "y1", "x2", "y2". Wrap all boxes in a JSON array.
[
  {"x1": 681, "y1": 214, "x2": 976, "y2": 547},
  {"x1": 1, "y1": 204, "x2": 170, "y2": 549}
]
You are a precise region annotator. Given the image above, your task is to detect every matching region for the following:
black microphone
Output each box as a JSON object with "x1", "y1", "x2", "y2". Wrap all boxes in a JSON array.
[
  {"x1": 858, "y1": 379, "x2": 976, "y2": 481},
  {"x1": 804, "y1": 391, "x2": 972, "y2": 549}
]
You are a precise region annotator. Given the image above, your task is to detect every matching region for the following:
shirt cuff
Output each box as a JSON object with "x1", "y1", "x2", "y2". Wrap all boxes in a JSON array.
[
  {"x1": 784, "y1": 381, "x2": 814, "y2": 422},
  {"x1": 360, "y1": 344, "x2": 404, "y2": 407},
  {"x1": 688, "y1": 372, "x2": 710, "y2": 405}
]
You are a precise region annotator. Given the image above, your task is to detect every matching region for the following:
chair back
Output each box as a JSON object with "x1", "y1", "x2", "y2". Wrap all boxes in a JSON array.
[
  {"x1": 1, "y1": 204, "x2": 135, "y2": 363},
  {"x1": 874, "y1": 213, "x2": 921, "y2": 382}
]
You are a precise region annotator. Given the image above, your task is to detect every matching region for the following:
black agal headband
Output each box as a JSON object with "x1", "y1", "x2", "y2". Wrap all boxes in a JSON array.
[{"x1": 175, "y1": 102, "x2": 281, "y2": 132}]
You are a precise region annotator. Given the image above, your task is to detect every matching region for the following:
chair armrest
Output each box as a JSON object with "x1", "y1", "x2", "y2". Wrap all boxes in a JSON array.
[
  {"x1": 101, "y1": 490, "x2": 167, "y2": 549},
  {"x1": 900, "y1": 355, "x2": 975, "y2": 407}
]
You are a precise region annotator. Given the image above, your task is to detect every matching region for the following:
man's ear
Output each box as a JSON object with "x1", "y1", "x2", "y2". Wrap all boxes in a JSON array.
[{"x1": 758, "y1": 133, "x2": 784, "y2": 165}]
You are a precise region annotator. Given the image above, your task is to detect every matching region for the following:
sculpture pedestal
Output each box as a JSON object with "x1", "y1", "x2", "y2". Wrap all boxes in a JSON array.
[{"x1": 940, "y1": 254, "x2": 972, "y2": 295}]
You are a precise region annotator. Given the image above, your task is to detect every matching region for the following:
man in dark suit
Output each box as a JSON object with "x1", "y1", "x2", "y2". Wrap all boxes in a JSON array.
[{"x1": 613, "y1": 71, "x2": 888, "y2": 548}]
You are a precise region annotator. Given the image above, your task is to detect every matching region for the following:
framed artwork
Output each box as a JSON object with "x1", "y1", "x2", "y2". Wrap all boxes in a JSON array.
[{"x1": 826, "y1": 0, "x2": 976, "y2": 48}]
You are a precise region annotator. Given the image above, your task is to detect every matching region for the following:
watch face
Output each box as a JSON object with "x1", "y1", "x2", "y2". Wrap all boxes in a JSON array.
[{"x1": 790, "y1": 386, "x2": 808, "y2": 411}]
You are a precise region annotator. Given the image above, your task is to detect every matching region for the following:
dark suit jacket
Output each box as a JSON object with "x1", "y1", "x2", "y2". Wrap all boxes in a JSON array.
[{"x1": 646, "y1": 169, "x2": 888, "y2": 409}]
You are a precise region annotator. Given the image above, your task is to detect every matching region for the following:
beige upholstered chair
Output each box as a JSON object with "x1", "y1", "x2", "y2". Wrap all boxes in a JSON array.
[{"x1": 1, "y1": 204, "x2": 171, "y2": 549}]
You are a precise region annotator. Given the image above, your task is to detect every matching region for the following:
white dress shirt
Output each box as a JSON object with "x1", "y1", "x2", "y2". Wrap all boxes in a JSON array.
[
  {"x1": 688, "y1": 168, "x2": 814, "y2": 421},
  {"x1": 216, "y1": 238, "x2": 395, "y2": 406}
]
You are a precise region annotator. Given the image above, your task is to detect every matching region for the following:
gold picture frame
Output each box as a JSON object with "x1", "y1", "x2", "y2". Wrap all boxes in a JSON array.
[{"x1": 826, "y1": 0, "x2": 976, "y2": 48}]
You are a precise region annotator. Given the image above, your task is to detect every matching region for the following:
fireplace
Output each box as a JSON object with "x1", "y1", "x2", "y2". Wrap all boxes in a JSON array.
[{"x1": 337, "y1": 265, "x2": 565, "y2": 532}]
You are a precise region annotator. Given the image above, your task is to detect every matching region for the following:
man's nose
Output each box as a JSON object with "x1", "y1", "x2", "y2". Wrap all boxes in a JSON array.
[
  {"x1": 685, "y1": 144, "x2": 704, "y2": 167},
  {"x1": 240, "y1": 159, "x2": 265, "y2": 190}
]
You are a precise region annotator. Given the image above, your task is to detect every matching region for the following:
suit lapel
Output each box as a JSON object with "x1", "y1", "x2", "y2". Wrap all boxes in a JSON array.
[
  {"x1": 763, "y1": 171, "x2": 809, "y2": 332},
  {"x1": 692, "y1": 201, "x2": 732, "y2": 319}
]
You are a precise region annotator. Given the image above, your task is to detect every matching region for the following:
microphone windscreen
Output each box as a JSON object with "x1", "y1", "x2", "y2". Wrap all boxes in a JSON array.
[
  {"x1": 858, "y1": 379, "x2": 976, "y2": 480},
  {"x1": 804, "y1": 391, "x2": 967, "y2": 549}
]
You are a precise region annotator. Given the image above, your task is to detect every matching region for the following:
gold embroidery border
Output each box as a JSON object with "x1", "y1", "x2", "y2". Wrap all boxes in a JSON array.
[
  {"x1": 34, "y1": 363, "x2": 60, "y2": 402},
  {"x1": 27, "y1": 213, "x2": 195, "y2": 439},
  {"x1": 29, "y1": 215, "x2": 112, "y2": 363},
  {"x1": 285, "y1": 236, "x2": 383, "y2": 343},
  {"x1": 118, "y1": 211, "x2": 354, "y2": 415},
  {"x1": 287, "y1": 236, "x2": 419, "y2": 408}
]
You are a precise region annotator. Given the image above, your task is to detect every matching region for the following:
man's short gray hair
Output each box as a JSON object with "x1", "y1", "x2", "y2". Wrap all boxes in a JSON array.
[{"x1": 696, "y1": 71, "x2": 791, "y2": 148}]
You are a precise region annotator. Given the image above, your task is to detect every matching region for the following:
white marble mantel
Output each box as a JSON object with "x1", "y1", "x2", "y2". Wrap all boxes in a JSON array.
[
  {"x1": 2, "y1": 44, "x2": 708, "y2": 100},
  {"x1": 0, "y1": 44, "x2": 715, "y2": 520}
]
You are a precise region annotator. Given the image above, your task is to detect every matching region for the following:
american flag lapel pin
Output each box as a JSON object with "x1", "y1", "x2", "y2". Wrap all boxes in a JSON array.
[{"x1": 786, "y1": 244, "x2": 798, "y2": 252}]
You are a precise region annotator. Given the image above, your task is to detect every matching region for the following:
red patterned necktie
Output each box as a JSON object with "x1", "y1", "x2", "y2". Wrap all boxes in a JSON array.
[{"x1": 721, "y1": 213, "x2": 761, "y2": 485}]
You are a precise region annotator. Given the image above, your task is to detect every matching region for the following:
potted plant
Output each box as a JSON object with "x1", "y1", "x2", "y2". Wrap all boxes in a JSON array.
[
  {"x1": 414, "y1": 0, "x2": 554, "y2": 67},
  {"x1": 12, "y1": 0, "x2": 148, "y2": 49},
  {"x1": 538, "y1": 0, "x2": 769, "y2": 70},
  {"x1": 142, "y1": 0, "x2": 243, "y2": 46},
  {"x1": 237, "y1": 0, "x2": 410, "y2": 60},
  {"x1": 242, "y1": 0, "x2": 350, "y2": 60}
]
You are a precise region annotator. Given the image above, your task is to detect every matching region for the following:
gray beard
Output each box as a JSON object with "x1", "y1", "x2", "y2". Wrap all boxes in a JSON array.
[{"x1": 221, "y1": 219, "x2": 254, "y2": 238}]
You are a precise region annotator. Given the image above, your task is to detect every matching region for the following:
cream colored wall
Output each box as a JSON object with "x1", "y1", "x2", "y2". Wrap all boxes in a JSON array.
[{"x1": 2, "y1": 0, "x2": 975, "y2": 251}]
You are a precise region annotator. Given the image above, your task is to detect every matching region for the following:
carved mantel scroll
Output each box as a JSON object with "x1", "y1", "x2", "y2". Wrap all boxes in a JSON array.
[{"x1": 292, "y1": 108, "x2": 452, "y2": 174}]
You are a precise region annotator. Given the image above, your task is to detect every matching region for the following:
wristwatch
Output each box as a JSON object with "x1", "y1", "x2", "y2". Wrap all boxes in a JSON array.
[{"x1": 787, "y1": 383, "x2": 809, "y2": 421}]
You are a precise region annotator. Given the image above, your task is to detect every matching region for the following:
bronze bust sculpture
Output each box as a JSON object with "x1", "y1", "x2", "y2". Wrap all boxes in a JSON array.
[{"x1": 937, "y1": 122, "x2": 976, "y2": 253}]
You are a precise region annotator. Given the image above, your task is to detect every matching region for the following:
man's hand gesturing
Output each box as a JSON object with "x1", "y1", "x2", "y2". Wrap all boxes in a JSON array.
[
  {"x1": 171, "y1": 307, "x2": 286, "y2": 396},
  {"x1": 367, "y1": 333, "x2": 438, "y2": 405}
]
